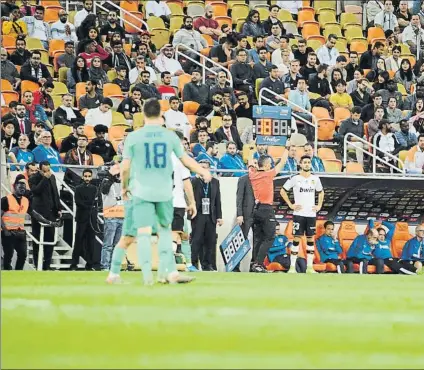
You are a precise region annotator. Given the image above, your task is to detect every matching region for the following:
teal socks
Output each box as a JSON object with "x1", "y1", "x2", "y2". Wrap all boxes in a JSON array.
[
  {"x1": 110, "y1": 247, "x2": 126, "y2": 274},
  {"x1": 181, "y1": 239, "x2": 192, "y2": 265},
  {"x1": 157, "y1": 225, "x2": 176, "y2": 277},
  {"x1": 137, "y1": 233, "x2": 153, "y2": 283}
]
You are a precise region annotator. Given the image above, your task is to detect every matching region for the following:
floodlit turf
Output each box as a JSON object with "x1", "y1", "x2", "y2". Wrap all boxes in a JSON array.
[{"x1": 2, "y1": 272, "x2": 424, "y2": 369}]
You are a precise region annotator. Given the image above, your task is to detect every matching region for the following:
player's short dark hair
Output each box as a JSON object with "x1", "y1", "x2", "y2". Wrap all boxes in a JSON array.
[
  {"x1": 226, "y1": 141, "x2": 236, "y2": 148},
  {"x1": 65, "y1": 41, "x2": 74, "y2": 48},
  {"x1": 141, "y1": 70, "x2": 150, "y2": 76},
  {"x1": 352, "y1": 106, "x2": 362, "y2": 115},
  {"x1": 418, "y1": 133, "x2": 424, "y2": 141},
  {"x1": 169, "y1": 96, "x2": 179, "y2": 103},
  {"x1": 78, "y1": 134, "x2": 88, "y2": 140},
  {"x1": 324, "y1": 221, "x2": 334, "y2": 228},
  {"x1": 143, "y1": 98, "x2": 161, "y2": 118},
  {"x1": 82, "y1": 169, "x2": 92, "y2": 176},
  {"x1": 373, "y1": 92, "x2": 382, "y2": 98},
  {"x1": 31, "y1": 50, "x2": 41, "y2": 58},
  {"x1": 35, "y1": 5, "x2": 45, "y2": 12},
  {"x1": 257, "y1": 155, "x2": 271, "y2": 168},
  {"x1": 13, "y1": 102, "x2": 23, "y2": 109},
  {"x1": 206, "y1": 141, "x2": 217, "y2": 151},
  {"x1": 300, "y1": 155, "x2": 311, "y2": 163}
]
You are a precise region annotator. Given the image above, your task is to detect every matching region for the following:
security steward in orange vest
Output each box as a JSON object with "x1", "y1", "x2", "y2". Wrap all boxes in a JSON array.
[{"x1": 1, "y1": 175, "x2": 30, "y2": 270}]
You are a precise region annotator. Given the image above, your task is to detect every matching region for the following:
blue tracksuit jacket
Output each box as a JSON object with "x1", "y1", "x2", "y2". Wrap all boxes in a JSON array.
[
  {"x1": 218, "y1": 153, "x2": 246, "y2": 177},
  {"x1": 268, "y1": 235, "x2": 292, "y2": 262},
  {"x1": 316, "y1": 235, "x2": 343, "y2": 262},
  {"x1": 369, "y1": 220, "x2": 395, "y2": 259},
  {"x1": 282, "y1": 157, "x2": 298, "y2": 173},
  {"x1": 346, "y1": 234, "x2": 374, "y2": 260},
  {"x1": 401, "y1": 237, "x2": 424, "y2": 261},
  {"x1": 311, "y1": 156, "x2": 325, "y2": 173},
  {"x1": 196, "y1": 152, "x2": 219, "y2": 170}
]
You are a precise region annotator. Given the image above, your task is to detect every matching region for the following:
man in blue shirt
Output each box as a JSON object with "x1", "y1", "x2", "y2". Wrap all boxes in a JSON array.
[
  {"x1": 346, "y1": 228, "x2": 379, "y2": 274},
  {"x1": 368, "y1": 219, "x2": 416, "y2": 275},
  {"x1": 303, "y1": 143, "x2": 325, "y2": 173},
  {"x1": 282, "y1": 145, "x2": 298, "y2": 173},
  {"x1": 218, "y1": 141, "x2": 246, "y2": 177},
  {"x1": 196, "y1": 141, "x2": 219, "y2": 171},
  {"x1": 266, "y1": 224, "x2": 292, "y2": 272},
  {"x1": 316, "y1": 221, "x2": 344, "y2": 273},
  {"x1": 32, "y1": 130, "x2": 61, "y2": 172},
  {"x1": 401, "y1": 225, "x2": 424, "y2": 274}
]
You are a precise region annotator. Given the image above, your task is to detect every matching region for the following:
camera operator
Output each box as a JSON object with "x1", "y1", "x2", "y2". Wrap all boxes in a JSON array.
[
  {"x1": 70, "y1": 169, "x2": 100, "y2": 270},
  {"x1": 100, "y1": 163, "x2": 123, "y2": 271}
]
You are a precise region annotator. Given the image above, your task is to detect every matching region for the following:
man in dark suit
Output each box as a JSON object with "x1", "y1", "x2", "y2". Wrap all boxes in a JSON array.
[
  {"x1": 4, "y1": 103, "x2": 32, "y2": 137},
  {"x1": 29, "y1": 161, "x2": 61, "y2": 270},
  {"x1": 70, "y1": 169, "x2": 100, "y2": 270},
  {"x1": 235, "y1": 168, "x2": 256, "y2": 271},
  {"x1": 214, "y1": 114, "x2": 243, "y2": 151},
  {"x1": 191, "y1": 159, "x2": 223, "y2": 271}
]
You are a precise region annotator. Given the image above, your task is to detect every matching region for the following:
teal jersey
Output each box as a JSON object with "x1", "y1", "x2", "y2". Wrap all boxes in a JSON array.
[{"x1": 123, "y1": 125, "x2": 184, "y2": 202}]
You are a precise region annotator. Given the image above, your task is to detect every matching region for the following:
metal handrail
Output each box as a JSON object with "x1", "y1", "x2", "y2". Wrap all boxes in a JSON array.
[
  {"x1": 343, "y1": 133, "x2": 405, "y2": 174},
  {"x1": 174, "y1": 44, "x2": 233, "y2": 86},
  {"x1": 258, "y1": 87, "x2": 318, "y2": 154},
  {"x1": 372, "y1": 132, "x2": 406, "y2": 174},
  {"x1": 94, "y1": 1, "x2": 149, "y2": 32}
]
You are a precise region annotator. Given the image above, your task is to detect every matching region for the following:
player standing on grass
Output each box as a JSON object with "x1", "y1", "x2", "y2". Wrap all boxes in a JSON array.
[
  {"x1": 106, "y1": 98, "x2": 212, "y2": 285},
  {"x1": 280, "y1": 156, "x2": 324, "y2": 274},
  {"x1": 171, "y1": 131, "x2": 198, "y2": 273}
]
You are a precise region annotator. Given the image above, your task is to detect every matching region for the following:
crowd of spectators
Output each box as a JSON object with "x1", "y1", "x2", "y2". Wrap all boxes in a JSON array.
[{"x1": 1, "y1": 0, "x2": 424, "y2": 270}]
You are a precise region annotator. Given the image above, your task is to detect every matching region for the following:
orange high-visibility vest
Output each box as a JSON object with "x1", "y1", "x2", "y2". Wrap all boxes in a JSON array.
[
  {"x1": 103, "y1": 205, "x2": 124, "y2": 218},
  {"x1": 1, "y1": 194, "x2": 29, "y2": 231}
]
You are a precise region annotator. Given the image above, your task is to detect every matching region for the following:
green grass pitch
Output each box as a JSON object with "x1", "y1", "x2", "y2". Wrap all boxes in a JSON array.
[{"x1": 2, "y1": 271, "x2": 424, "y2": 369}]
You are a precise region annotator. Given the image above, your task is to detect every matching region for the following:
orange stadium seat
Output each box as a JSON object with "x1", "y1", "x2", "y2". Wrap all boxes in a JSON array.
[
  {"x1": 124, "y1": 12, "x2": 144, "y2": 34},
  {"x1": 334, "y1": 107, "x2": 350, "y2": 126},
  {"x1": 317, "y1": 119, "x2": 336, "y2": 141},
  {"x1": 178, "y1": 74, "x2": 192, "y2": 99},
  {"x1": 83, "y1": 125, "x2": 96, "y2": 140},
  {"x1": 21, "y1": 80, "x2": 40, "y2": 99},
  {"x1": 120, "y1": 0, "x2": 139, "y2": 12},
  {"x1": 337, "y1": 221, "x2": 358, "y2": 258},
  {"x1": 323, "y1": 159, "x2": 342, "y2": 172},
  {"x1": 49, "y1": 39, "x2": 65, "y2": 57},
  {"x1": 215, "y1": 16, "x2": 232, "y2": 28},
  {"x1": 92, "y1": 154, "x2": 104, "y2": 166},
  {"x1": 183, "y1": 101, "x2": 200, "y2": 115},
  {"x1": 345, "y1": 162, "x2": 364, "y2": 173},
  {"x1": 2, "y1": 91, "x2": 20, "y2": 106},
  {"x1": 318, "y1": 148, "x2": 336, "y2": 160},
  {"x1": 367, "y1": 27, "x2": 385, "y2": 44},
  {"x1": 109, "y1": 125, "x2": 126, "y2": 142},
  {"x1": 302, "y1": 21, "x2": 320, "y2": 40},
  {"x1": 103, "y1": 83, "x2": 124, "y2": 100},
  {"x1": 44, "y1": 7, "x2": 62, "y2": 23},
  {"x1": 312, "y1": 107, "x2": 330, "y2": 120},
  {"x1": 268, "y1": 146, "x2": 285, "y2": 159},
  {"x1": 297, "y1": 8, "x2": 315, "y2": 27},
  {"x1": 159, "y1": 99, "x2": 170, "y2": 111},
  {"x1": 391, "y1": 222, "x2": 413, "y2": 258}
]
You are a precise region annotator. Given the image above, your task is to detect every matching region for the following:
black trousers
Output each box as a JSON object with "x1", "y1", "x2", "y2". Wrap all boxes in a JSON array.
[
  {"x1": 1, "y1": 231, "x2": 27, "y2": 270},
  {"x1": 191, "y1": 214, "x2": 217, "y2": 270},
  {"x1": 31, "y1": 219, "x2": 55, "y2": 270},
  {"x1": 292, "y1": 257, "x2": 310, "y2": 273},
  {"x1": 253, "y1": 204, "x2": 277, "y2": 264},
  {"x1": 71, "y1": 221, "x2": 98, "y2": 268},
  {"x1": 368, "y1": 257, "x2": 405, "y2": 274},
  {"x1": 345, "y1": 257, "x2": 369, "y2": 274},
  {"x1": 324, "y1": 258, "x2": 345, "y2": 273}
]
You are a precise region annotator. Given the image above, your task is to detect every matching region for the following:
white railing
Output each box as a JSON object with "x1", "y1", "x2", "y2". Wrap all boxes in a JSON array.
[
  {"x1": 94, "y1": 1, "x2": 149, "y2": 33},
  {"x1": 343, "y1": 133, "x2": 405, "y2": 174},
  {"x1": 258, "y1": 87, "x2": 318, "y2": 154},
  {"x1": 174, "y1": 44, "x2": 233, "y2": 86}
]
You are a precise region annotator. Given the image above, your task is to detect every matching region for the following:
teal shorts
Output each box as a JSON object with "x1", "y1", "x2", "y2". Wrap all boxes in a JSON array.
[{"x1": 123, "y1": 198, "x2": 173, "y2": 235}]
